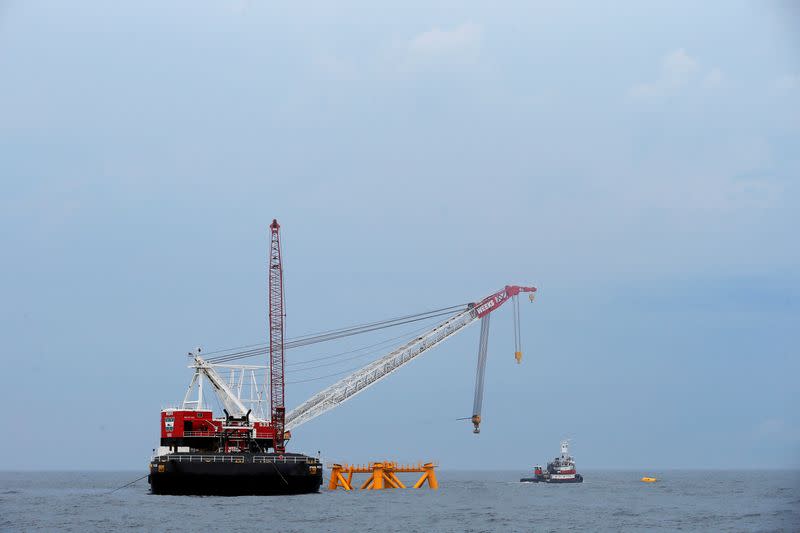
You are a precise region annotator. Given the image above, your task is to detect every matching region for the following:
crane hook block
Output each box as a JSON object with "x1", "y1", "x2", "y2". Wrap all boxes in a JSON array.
[
  {"x1": 515, "y1": 351, "x2": 522, "y2": 364},
  {"x1": 471, "y1": 415, "x2": 481, "y2": 433}
]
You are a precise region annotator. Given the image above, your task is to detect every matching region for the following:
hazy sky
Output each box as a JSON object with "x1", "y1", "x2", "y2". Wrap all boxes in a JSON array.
[{"x1": 1, "y1": 1, "x2": 798, "y2": 470}]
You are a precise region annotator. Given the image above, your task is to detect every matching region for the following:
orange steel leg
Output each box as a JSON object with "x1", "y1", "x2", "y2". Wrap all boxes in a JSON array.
[
  {"x1": 383, "y1": 474, "x2": 399, "y2": 488},
  {"x1": 328, "y1": 464, "x2": 340, "y2": 490},
  {"x1": 386, "y1": 471, "x2": 406, "y2": 489},
  {"x1": 328, "y1": 464, "x2": 353, "y2": 491},
  {"x1": 412, "y1": 463, "x2": 439, "y2": 489},
  {"x1": 371, "y1": 463, "x2": 385, "y2": 490}
]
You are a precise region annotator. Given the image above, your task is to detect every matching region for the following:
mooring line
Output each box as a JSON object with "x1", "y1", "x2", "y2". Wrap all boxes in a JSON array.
[
  {"x1": 107, "y1": 473, "x2": 149, "y2": 494},
  {"x1": 269, "y1": 461, "x2": 289, "y2": 485}
]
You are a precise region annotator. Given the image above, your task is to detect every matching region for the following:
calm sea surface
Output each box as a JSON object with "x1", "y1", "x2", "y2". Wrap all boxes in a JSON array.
[{"x1": 1, "y1": 470, "x2": 798, "y2": 532}]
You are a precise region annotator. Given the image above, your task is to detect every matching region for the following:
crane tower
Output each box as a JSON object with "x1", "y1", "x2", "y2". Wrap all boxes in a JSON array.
[{"x1": 268, "y1": 219, "x2": 286, "y2": 453}]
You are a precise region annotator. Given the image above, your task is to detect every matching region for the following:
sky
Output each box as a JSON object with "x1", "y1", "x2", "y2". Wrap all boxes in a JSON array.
[{"x1": 0, "y1": 0, "x2": 798, "y2": 471}]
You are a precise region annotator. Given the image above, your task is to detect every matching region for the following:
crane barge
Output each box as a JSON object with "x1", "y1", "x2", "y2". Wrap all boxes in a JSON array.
[{"x1": 148, "y1": 220, "x2": 536, "y2": 495}]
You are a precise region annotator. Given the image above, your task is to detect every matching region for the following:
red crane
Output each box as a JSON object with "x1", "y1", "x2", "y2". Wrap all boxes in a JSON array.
[{"x1": 268, "y1": 219, "x2": 286, "y2": 453}]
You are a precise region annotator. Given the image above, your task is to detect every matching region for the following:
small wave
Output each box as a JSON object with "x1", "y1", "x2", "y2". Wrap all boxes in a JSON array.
[
  {"x1": 1, "y1": 490, "x2": 20, "y2": 495},
  {"x1": 612, "y1": 510, "x2": 640, "y2": 517}
]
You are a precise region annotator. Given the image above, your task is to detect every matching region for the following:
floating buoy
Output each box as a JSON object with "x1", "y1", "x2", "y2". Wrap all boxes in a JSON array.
[{"x1": 641, "y1": 477, "x2": 657, "y2": 483}]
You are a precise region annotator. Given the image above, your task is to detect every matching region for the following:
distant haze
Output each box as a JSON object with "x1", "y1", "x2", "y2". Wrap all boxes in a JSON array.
[{"x1": 0, "y1": 1, "x2": 798, "y2": 470}]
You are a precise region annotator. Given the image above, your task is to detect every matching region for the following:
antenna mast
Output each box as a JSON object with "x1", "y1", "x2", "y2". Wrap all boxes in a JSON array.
[{"x1": 268, "y1": 219, "x2": 286, "y2": 452}]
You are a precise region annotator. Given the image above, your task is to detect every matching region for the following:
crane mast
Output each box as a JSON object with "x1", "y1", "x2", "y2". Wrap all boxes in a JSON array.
[{"x1": 268, "y1": 219, "x2": 286, "y2": 453}]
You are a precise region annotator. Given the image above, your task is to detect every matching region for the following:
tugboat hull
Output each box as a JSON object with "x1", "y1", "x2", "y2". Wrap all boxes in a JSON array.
[
  {"x1": 548, "y1": 474, "x2": 583, "y2": 483},
  {"x1": 148, "y1": 453, "x2": 322, "y2": 496},
  {"x1": 520, "y1": 474, "x2": 583, "y2": 483}
]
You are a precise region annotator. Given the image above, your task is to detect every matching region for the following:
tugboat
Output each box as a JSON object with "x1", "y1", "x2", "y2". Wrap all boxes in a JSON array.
[{"x1": 520, "y1": 440, "x2": 583, "y2": 484}]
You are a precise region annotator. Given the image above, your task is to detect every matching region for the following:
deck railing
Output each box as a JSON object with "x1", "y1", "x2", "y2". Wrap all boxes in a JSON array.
[{"x1": 156, "y1": 454, "x2": 319, "y2": 465}]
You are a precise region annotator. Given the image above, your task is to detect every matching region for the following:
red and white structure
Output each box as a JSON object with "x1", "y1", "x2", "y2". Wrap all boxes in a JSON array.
[
  {"x1": 156, "y1": 220, "x2": 539, "y2": 458},
  {"x1": 524, "y1": 440, "x2": 584, "y2": 483}
]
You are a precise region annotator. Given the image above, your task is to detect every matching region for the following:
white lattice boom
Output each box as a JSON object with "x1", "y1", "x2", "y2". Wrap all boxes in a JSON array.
[
  {"x1": 285, "y1": 284, "x2": 536, "y2": 431},
  {"x1": 285, "y1": 307, "x2": 475, "y2": 430}
]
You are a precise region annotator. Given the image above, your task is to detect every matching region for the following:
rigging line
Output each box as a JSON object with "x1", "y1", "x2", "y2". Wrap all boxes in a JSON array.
[
  {"x1": 204, "y1": 347, "x2": 267, "y2": 363},
  {"x1": 290, "y1": 311, "x2": 460, "y2": 354},
  {"x1": 285, "y1": 364, "x2": 368, "y2": 385},
  {"x1": 285, "y1": 350, "x2": 388, "y2": 374},
  {"x1": 250, "y1": 308, "x2": 462, "y2": 356},
  {"x1": 199, "y1": 342, "x2": 267, "y2": 357},
  {"x1": 286, "y1": 308, "x2": 463, "y2": 342},
  {"x1": 284, "y1": 309, "x2": 474, "y2": 386},
  {"x1": 286, "y1": 304, "x2": 468, "y2": 342},
  {"x1": 286, "y1": 320, "x2": 443, "y2": 367},
  {"x1": 202, "y1": 304, "x2": 467, "y2": 361},
  {"x1": 287, "y1": 344, "x2": 405, "y2": 374},
  {"x1": 283, "y1": 310, "x2": 460, "y2": 347},
  {"x1": 285, "y1": 321, "x2": 446, "y2": 370},
  {"x1": 207, "y1": 323, "x2": 440, "y2": 365},
  {"x1": 205, "y1": 308, "x2": 465, "y2": 364},
  {"x1": 202, "y1": 310, "x2": 456, "y2": 364},
  {"x1": 216, "y1": 348, "x2": 382, "y2": 377}
]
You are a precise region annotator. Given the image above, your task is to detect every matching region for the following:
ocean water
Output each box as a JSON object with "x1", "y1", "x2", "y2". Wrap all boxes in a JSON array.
[{"x1": 1, "y1": 470, "x2": 798, "y2": 532}]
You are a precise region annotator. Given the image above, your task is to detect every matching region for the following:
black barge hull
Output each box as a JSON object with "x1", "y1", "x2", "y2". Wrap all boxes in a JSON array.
[{"x1": 148, "y1": 452, "x2": 323, "y2": 495}]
